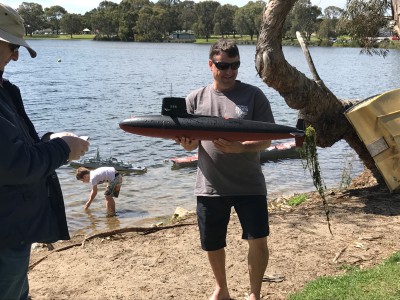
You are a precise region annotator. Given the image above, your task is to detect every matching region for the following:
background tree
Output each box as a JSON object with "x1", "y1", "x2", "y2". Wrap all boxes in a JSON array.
[
  {"x1": 233, "y1": 6, "x2": 248, "y2": 38},
  {"x1": 193, "y1": 1, "x2": 220, "y2": 41},
  {"x1": 135, "y1": 4, "x2": 167, "y2": 41},
  {"x1": 122, "y1": 0, "x2": 150, "y2": 10},
  {"x1": 177, "y1": 1, "x2": 196, "y2": 32},
  {"x1": 155, "y1": 0, "x2": 182, "y2": 36},
  {"x1": 118, "y1": 0, "x2": 144, "y2": 41},
  {"x1": 118, "y1": 0, "x2": 151, "y2": 41},
  {"x1": 61, "y1": 13, "x2": 83, "y2": 38},
  {"x1": 247, "y1": 1, "x2": 266, "y2": 39},
  {"x1": 317, "y1": 6, "x2": 343, "y2": 39},
  {"x1": 81, "y1": 12, "x2": 94, "y2": 33},
  {"x1": 283, "y1": 9, "x2": 296, "y2": 40},
  {"x1": 337, "y1": 0, "x2": 391, "y2": 50},
  {"x1": 45, "y1": 5, "x2": 67, "y2": 35},
  {"x1": 12, "y1": 0, "x2": 400, "y2": 44},
  {"x1": 17, "y1": 2, "x2": 46, "y2": 36},
  {"x1": 234, "y1": 1, "x2": 266, "y2": 40},
  {"x1": 213, "y1": 4, "x2": 237, "y2": 38},
  {"x1": 116, "y1": 10, "x2": 136, "y2": 41},
  {"x1": 135, "y1": 5, "x2": 153, "y2": 41},
  {"x1": 324, "y1": 5, "x2": 344, "y2": 19},
  {"x1": 91, "y1": 1, "x2": 120, "y2": 39},
  {"x1": 288, "y1": 0, "x2": 322, "y2": 41}
]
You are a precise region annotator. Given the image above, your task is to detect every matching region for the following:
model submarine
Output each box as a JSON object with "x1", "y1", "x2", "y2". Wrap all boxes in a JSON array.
[{"x1": 119, "y1": 97, "x2": 304, "y2": 145}]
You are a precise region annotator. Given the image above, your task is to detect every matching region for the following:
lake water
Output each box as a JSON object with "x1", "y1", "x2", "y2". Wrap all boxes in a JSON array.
[{"x1": 5, "y1": 40, "x2": 400, "y2": 236}]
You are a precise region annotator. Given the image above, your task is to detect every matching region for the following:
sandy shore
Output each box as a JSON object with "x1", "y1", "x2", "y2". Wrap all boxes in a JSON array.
[{"x1": 28, "y1": 176, "x2": 400, "y2": 300}]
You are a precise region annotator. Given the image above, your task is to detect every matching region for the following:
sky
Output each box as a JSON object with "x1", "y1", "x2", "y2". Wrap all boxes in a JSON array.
[{"x1": 6, "y1": 0, "x2": 348, "y2": 15}]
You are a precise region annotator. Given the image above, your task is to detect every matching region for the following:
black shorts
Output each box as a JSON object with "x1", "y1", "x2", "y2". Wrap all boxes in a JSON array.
[{"x1": 196, "y1": 195, "x2": 269, "y2": 251}]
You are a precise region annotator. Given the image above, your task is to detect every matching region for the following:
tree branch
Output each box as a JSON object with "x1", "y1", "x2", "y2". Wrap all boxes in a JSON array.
[{"x1": 296, "y1": 31, "x2": 323, "y2": 85}]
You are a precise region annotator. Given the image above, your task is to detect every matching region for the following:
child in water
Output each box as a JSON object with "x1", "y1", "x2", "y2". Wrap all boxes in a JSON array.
[{"x1": 76, "y1": 167, "x2": 122, "y2": 217}]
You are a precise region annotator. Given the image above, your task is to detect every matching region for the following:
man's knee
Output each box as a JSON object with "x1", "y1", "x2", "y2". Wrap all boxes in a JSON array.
[{"x1": 248, "y1": 237, "x2": 268, "y2": 251}]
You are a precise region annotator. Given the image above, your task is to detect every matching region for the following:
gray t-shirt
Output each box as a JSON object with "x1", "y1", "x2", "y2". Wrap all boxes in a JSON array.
[{"x1": 186, "y1": 81, "x2": 275, "y2": 196}]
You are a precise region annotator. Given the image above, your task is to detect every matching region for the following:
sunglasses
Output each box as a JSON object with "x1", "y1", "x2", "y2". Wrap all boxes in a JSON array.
[
  {"x1": 212, "y1": 60, "x2": 240, "y2": 71},
  {"x1": 9, "y1": 44, "x2": 20, "y2": 53}
]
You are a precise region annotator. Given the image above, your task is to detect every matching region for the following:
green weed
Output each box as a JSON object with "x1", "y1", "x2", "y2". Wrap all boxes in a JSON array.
[{"x1": 287, "y1": 194, "x2": 308, "y2": 206}]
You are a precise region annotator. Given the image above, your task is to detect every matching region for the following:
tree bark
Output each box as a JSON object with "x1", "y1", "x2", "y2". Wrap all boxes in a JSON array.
[
  {"x1": 392, "y1": 0, "x2": 400, "y2": 36},
  {"x1": 255, "y1": 0, "x2": 384, "y2": 187}
]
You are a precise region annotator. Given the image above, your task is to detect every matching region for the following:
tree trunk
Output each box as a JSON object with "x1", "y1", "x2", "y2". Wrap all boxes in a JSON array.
[
  {"x1": 392, "y1": 0, "x2": 400, "y2": 36},
  {"x1": 255, "y1": 0, "x2": 385, "y2": 187}
]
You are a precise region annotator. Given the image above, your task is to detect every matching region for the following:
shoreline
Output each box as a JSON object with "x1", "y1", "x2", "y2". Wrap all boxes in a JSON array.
[
  {"x1": 24, "y1": 35, "x2": 400, "y2": 50},
  {"x1": 28, "y1": 177, "x2": 400, "y2": 299},
  {"x1": 66, "y1": 189, "x2": 313, "y2": 238}
]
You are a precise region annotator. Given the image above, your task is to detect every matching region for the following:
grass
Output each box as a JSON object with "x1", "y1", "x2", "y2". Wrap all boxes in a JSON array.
[
  {"x1": 25, "y1": 34, "x2": 400, "y2": 49},
  {"x1": 26, "y1": 34, "x2": 95, "y2": 40},
  {"x1": 287, "y1": 193, "x2": 308, "y2": 206},
  {"x1": 289, "y1": 251, "x2": 400, "y2": 300},
  {"x1": 27, "y1": 34, "x2": 258, "y2": 44},
  {"x1": 195, "y1": 35, "x2": 257, "y2": 44}
]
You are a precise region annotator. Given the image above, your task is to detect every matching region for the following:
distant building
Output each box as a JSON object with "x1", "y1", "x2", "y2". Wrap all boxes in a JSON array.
[
  {"x1": 33, "y1": 28, "x2": 53, "y2": 35},
  {"x1": 169, "y1": 31, "x2": 195, "y2": 41},
  {"x1": 82, "y1": 28, "x2": 92, "y2": 34}
]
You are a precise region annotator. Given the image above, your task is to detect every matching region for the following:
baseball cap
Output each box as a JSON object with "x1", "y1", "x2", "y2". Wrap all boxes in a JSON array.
[{"x1": 0, "y1": 3, "x2": 37, "y2": 58}]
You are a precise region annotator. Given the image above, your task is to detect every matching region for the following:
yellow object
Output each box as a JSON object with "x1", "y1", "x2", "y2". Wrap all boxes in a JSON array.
[{"x1": 345, "y1": 88, "x2": 400, "y2": 192}]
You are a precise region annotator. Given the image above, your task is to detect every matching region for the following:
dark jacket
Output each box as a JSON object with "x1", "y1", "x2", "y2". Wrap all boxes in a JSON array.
[{"x1": 0, "y1": 79, "x2": 70, "y2": 249}]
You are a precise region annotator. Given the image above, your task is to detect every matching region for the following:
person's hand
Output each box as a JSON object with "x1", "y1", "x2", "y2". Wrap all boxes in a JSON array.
[
  {"x1": 175, "y1": 136, "x2": 199, "y2": 151},
  {"x1": 213, "y1": 138, "x2": 244, "y2": 153},
  {"x1": 61, "y1": 136, "x2": 90, "y2": 161}
]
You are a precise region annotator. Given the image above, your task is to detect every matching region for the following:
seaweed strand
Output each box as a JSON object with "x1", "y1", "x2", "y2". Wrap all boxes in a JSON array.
[{"x1": 300, "y1": 126, "x2": 332, "y2": 235}]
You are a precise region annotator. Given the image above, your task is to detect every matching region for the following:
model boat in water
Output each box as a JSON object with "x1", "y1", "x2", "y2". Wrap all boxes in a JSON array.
[
  {"x1": 69, "y1": 149, "x2": 147, "y2": 174},
  {"x1": 170, "y1": 141, "x2": 300, "y2": 169}
]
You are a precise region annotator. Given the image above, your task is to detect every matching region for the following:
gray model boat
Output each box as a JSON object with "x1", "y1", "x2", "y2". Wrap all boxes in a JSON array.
[{"x1": 69, "y1": 149, "x2": 147, "y2": 174}]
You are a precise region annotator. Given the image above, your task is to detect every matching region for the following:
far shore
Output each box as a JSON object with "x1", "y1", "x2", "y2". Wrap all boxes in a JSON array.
[{"x1": 25, "y1": 34, "x2": 400, "y2": 50}]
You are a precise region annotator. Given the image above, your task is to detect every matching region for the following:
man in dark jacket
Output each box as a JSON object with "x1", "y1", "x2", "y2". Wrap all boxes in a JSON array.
[{"x1": 0, "y1": 3, "x2": 90, "y2": 299}]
